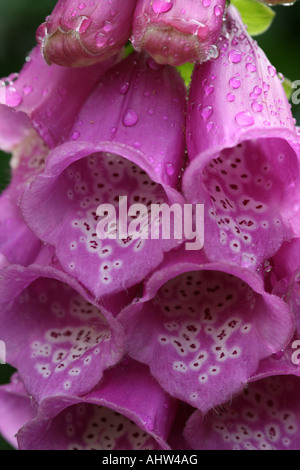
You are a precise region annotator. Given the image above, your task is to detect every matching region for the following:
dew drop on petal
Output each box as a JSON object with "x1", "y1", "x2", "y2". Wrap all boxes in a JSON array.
[
  {"x1": 229, "y1": 77, "x2": 241, "y2": 89},
  {"x1": 201, "y1": 106, "x2": 213, "y2": 119},
  {"x1": 119, "y1": 82, "x2": 129, "y2": 94},
  {"x1": 251, "y1": 101, "x2": 263, "y2": 113},
  {"x1": 165, "y1": 162, "x2": 175, "y2": 176},
  {"x1": 123, "y1": 108, "x2": 138, "y2": 127},
  {"x1": 246, "y1": 63, "x2": 256, "y2": 73},
  {"x1": 152, "y1": 0, "x2": 173, "y2": 13},
  {"x1": 6, "y1": 89, "x2": 23, "y2": 107},
  {"x1": 228, "y1": 50, "x2": 242, "y2": 64},
  {"x1": 235, "y1": 111, "x2": 254, "y2": 127}
]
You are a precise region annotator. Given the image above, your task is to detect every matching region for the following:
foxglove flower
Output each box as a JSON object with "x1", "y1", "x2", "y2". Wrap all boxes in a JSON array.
[
  {"x1": 119, "y1": 248, "x2": 294, "y2": 412},
  {"x1": 184, "y1": 373, "x2": 300, "y2": 450},
  {"x1": 21, "y1": 52, "x2": 186, "y2": 298},
  {"x1": 131, "y1": 0, "x2": 226, "y2": 66},
  {"x1": 183, "y1": 5, "x2": 300, "y2": 274},
  {"x1": 15, "y1": 359, "x2": 176, "y2": 450},
  {"x1": 36, "y1": 0, "x2": 138, "y2": 67},
  {"x1": 0, "y1": 254, "x2": 125, "y2": 402}
]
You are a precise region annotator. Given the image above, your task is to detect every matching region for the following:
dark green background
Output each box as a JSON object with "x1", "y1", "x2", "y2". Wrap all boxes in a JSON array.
[{"x1": 0, "y1": 0, "x2": 300, "y2": 450}]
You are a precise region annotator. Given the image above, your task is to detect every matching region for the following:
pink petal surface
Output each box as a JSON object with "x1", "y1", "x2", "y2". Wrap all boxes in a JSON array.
[
  {"x1": 0, "y1": 46, "x2": 118, "y2": 149},
  {"x1": 132, "y1": 0, "x2": 226, "y2": 66},
  {"x1": 17, "y1": 360, "x2": 176, "y2": 450},
  {"x1": 185, "y1": 374, "x2": 300, "y2": 450},
  {"x1": 0, "y1": 132, "x2": 47, "y2": 266},
  {"x1": 37, "y1": 0, "x2": 137, "y2": 67},
  {"x1": 0, "y1": 374, "x2": 34, "y2": 448},
  {"x1": 119, "y1": 249, "x2": 294, "y2": 412},
  {"x1": 21, "y1": 53, "x2": 186, "y2": 298},
  {"x1": 0, "y1": 262, "x2": 124, "y2": 402},
  {"x1": 183, "y1": 5, "x2": 300, "y2": 272}
]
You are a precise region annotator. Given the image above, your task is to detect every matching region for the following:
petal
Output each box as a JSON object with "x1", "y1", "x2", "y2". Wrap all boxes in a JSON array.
[
  {"x1": 21, "y1": 53, "x2": 186, "y2": 298},
  {"x1": 17, "y1": 359, "x2": 176, "y2": 450},
  {"x1": 119, "y1": 248, "x2": 294, "y2": 412},
  {"x1": 0, "y1": 374, "x2": 34, "y2": 449},
  {"x1": 183, "y1": 5, "x2": 300, "y2": 272},
  {"x1": 184, "y1": 374, "x2": 300, "y2": 450},
  {"x1": 0, "y1": 46, "x2": 118, "y2": 149},
  {"x1": 0, "y1": 104, "x2": 30, "y2": 152},
  {"x1": 0, "y1": 261, "x2": 124, "y2": 402},
  {"x1": 37, "y1": 0, "x2": 137, "y2": 67},
  {"x1": 0, "y1": 131, "x2": 48, "y2": 266},
  {"x1": 132, "y1": 0, "x2": 226, "y2": 66}
]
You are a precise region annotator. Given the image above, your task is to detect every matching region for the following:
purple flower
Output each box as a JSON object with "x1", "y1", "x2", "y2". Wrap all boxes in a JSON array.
[
  {"x1": 132, "y1": 0, "x2": 226, "y2": 66},
  {"x1": 20, "y1": 51, "x2": 186, "y2": 298},
  {"x1": 119, "y1": 247, "x2": 294, "y2": 412},
  {"x1": 36, "y1": 0, "x2": 138, "y2": 67},
  {"x1": 2, "y1": 360, "x2": 177, "y2": 450},
  {"x1": 183, "y1": 5, "x2": 300, "y2": 272}
]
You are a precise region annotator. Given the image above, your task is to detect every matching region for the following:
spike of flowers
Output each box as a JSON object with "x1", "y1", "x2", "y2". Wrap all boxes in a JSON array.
[
  {"x1": 36, "y1": 0, "x2": 138, "y2": 67},
  {"x1": 20, "y1": 52, "x2": 186, "y2": 298},
  {"x1": 1, "y1": 0, "x2": 300, "y2": 452},
  {"x1": 183, "y1": 4, "x2": 300, "y2": 273},
  {"x1": 131, "y1": 0, "x2": 226, "y2": 66}
]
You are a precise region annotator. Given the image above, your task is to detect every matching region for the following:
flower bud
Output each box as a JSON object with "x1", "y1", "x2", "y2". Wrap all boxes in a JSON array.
[
  {"x1": 36, "y1": 0, "x2": 138, "y2": 67},
  {"x1": 131, "y1": 0, "x2": 227, "y2": 66}
]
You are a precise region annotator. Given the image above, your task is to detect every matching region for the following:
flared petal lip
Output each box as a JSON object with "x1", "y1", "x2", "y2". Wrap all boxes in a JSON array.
[
  {"x1": 185, "y1": 125, "x2": 300, "y2": 183},
  {"x1": 16, "y1": 391, "x2": 171, "y2": 451}
]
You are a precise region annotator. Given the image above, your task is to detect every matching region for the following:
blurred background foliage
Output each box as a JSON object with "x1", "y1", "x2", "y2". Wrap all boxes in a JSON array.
[{"x1": 0, "y1": 0, "x2": 300, "y2": 450}]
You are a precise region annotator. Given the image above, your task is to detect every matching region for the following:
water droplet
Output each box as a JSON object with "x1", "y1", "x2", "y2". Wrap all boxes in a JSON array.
[
  {"x1": 152, "y1": 0, "x2": 173, "y2": 14},
  {"x1": 6, "y1": 89, "x2": 23, "y2": 108},
  {"x1": 254, "y1": 86, "x2": 262, "y2": 95},
  {"x1": 251, "y1": 101, "x2": 263, "y2": 113},
  {"x1": 204, "y1": 84, "x2": 214, "y2": 95},
  {"x1": 202, "y1": 0, "x2": 211, "y2": 6},
  {"x1": 229, "y1": 77, "x2": 241, "y2": 89},
  {"x1": 103, "y1": 21, "x2": 112, "y2": 32},
  {"x1": 227, "y1": 92, "x2": 235, "y2": 102},
  {"x1": 96, "y1": 33, "x2": 106, "y2": 48},
  {"x1": 23, "y1": 85, "x2": 33, "y2": 96},
  {"x1": 119, "y1": 82, "x2": 129, "y2": 95},
  {"x1": 122, "y1": 108, "x2": 138, "y2": 127},
  {"x1": 228, "y1": 49, "x2": 242, "y2": 64},
  {"x1": 268, "y1": 65, "x2": 277, "y2": 77},
  {"x1": 208, "y1": 45, "x2": 219, "y2": 60},
  {"x1": 214, "y1": 4, "x2": 223, "y2": 16},
  {"x1": 72, "y1": 131, "x2": 80, "y2": 140},
  {"x1": 78, "y1": 2, "x2": 86, "y2": 9},
  {"x1": 235, "y1": 111, "x2": 254, "y2": 127},
  {"x1": 246, "y1": 63, "x2": 256, "y2": 73},
  {"x1": 165, "y1": 162, "x2": 175, "y2": 175},
  {"x1": 201, "y1": 106, "x2": 213, "y2": 119}
]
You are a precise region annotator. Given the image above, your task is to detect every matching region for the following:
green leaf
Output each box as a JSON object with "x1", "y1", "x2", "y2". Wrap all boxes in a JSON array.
[
  {"x1": 231, "y1": 0, "x2": 276, "y2": 36},
  {"x1": 176, "y1": 63, "x2": 194, "y2": 88}
]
